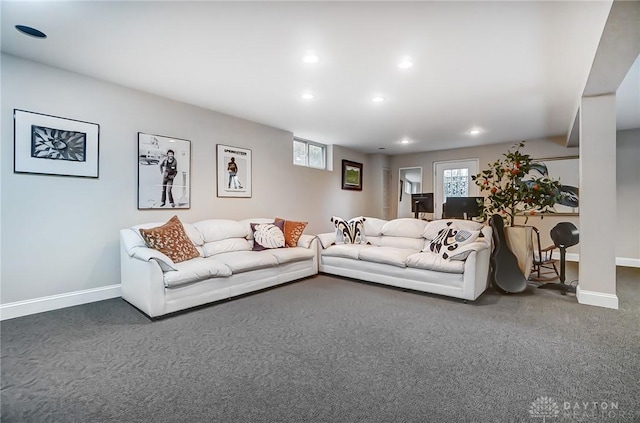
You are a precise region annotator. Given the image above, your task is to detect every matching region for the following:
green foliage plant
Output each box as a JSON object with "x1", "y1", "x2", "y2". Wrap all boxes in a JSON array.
[{"x1": 471, "y1": 142, "x2": 562, "y2": 227}]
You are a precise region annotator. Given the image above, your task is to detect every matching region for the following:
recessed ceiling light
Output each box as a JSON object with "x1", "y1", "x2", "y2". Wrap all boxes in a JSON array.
[
  {"x1": 468, "y1": 129, "x2": 481, "y2": 135},
  {"x1": 302, "y1": 54, "x2": 319, "y2": 64},
  {"x1": 301, "y1": 92, "x2": 314, "y2": 100},
  {"x1": 400, "y1": 138, "x2": 411, "y2": 144},
  {"x1": 398, "y1": 58, "x2": 413, "y2": 69},
  {"x1": 15, "y1": 25, "x2": 46, "y2": 39},
  {"x1": 372, "y1": 96, "x2": 385, "y2": 103}
]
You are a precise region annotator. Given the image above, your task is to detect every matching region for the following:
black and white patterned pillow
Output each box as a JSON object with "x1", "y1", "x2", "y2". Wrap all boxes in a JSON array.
[
  {"x1": 331, "y1": 216, "x2": 366, "y2": 244},
  {"x1": 428, "y1": 221, "x2": 481, "y2": 259}
]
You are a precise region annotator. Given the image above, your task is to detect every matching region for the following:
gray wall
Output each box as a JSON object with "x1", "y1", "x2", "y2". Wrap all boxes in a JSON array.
[
  {"x1": 617, "y1": 128, "x2": 640, "y2": 259},
  {"x1": 1, "y1": 55, "x2": 372, "y2": 304},
  {"x1": 364, "y1": 153, "x2": 390, "y2": 219}
]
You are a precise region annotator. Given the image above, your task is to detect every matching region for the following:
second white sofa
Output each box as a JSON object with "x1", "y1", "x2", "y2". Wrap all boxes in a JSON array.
[{"x1": 317, "y1": 217, "x2": 492, "y2": 302}]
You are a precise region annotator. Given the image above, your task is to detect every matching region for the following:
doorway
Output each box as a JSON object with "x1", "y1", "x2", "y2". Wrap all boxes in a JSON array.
[
  {"x1": 433, "y1": 159, "x2": 479, "y2": 219},
  {"x1": 398, "y1": 167, "x2": 422, "y2": 218}
]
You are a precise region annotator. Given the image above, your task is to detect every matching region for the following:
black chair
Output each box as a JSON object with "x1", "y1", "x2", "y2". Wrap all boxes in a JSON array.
[
  {"x1": 529, "y1": 226, "x2": 559, "y2": 282},
  {"x1": 538, "y1": 222, "x2": 579, "y2": 295}
]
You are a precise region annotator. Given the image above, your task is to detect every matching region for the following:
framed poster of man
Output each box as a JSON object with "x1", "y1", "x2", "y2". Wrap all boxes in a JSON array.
[
  {"x1": 217, "y1": 144, "x2": 252, "y2": 198},
  {"x1": 138, "y1": 133, "x2": 191, "y2": 209}
]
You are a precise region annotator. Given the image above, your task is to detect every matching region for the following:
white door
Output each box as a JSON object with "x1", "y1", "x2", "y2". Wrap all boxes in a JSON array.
[{"x1": 433, "y1": 159, "x2": 479, "y2": 219}]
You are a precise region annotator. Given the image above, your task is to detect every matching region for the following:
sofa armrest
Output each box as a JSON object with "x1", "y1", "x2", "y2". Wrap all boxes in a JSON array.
[
  {"x1": 460, "y1": 246, "x2": 492, "y2": 301},
  {"x1": 317, "y1": 232, "x2": 336, "y2": 249},
  {"x1": 446, "y1": 240, "x2": 490, "y2": 261},
  {"x1": 297, "y1": 234, "x2": 316, "y2": 249},
  {"x1": 129, "y1": 246, "x2": 177, "y2": 272},
  {"x1": 120, "y1": 239, "x2": 167, "y2": 318}
]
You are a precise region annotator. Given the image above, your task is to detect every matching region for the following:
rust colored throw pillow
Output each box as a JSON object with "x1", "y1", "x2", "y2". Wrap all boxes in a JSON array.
[
  {"x1": 139, "y1": 215, "x2": 200, "y2": 263},
  {"x1": 275, "y1": 217, "x2": 308, "y2": 247}
]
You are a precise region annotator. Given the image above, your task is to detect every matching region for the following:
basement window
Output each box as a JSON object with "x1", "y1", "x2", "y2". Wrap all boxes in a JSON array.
[{"x1": 293, "y1": 137, "x2": 327, "y2": 169}]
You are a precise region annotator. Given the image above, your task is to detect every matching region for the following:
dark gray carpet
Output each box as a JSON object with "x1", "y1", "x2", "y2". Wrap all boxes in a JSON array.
[{"x1": 2, "y1": 268, "x2": 639, "y2": 423}]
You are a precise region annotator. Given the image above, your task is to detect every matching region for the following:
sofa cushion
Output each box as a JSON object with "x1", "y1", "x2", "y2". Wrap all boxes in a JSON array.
[
  {"x1": 194, "y1": 219, "x2": 248, "y2": 243},
  {"x1": 263, "y1": 247, "x2": 315, "y2": 265},
  {"x1": 331, "y1": 216, "x2": 366, "y2": 244},
  {"x1": 405, "y1": 252, "x2": 466, "y2": 274},
  {"x1": 365, "y1": 235, "x2": 382, "y2": 246},
  {"x1": 214, "y1": 251, "x2": 279, "y2": 273},
  {"x1": 251, "y1": 221, "x2": 286, "y2": 251},
  {"x1": 139, "y1": 216, "x2": 200, "y2": 263},
  {"x1": 380, "y1": 218, "x2": 428, "y2": 238},
  {"x1": 202, "y1": 238, "x2": 252, "y2": 257},
  {"x1": 322, "y1": 244, "x2": 373, "y2": 260},
  {"x1": 363, "y1": 217, "x2": 388, "y2": 236},
  {"x1": 423, "y1": 219, "x2": 484, "y2": 240},
  {"x1": 358, "y1": 247, "x2": 418, "y2": 268},
  {"x1": 163, "y1": 257, "x2": 232, "y2": 288},
  {"x1": 275, "y1": 217, "x2": 308, "y2": 247},
  {"x1": 375, "y1": 236, "x2": 426, "y2": 250}
]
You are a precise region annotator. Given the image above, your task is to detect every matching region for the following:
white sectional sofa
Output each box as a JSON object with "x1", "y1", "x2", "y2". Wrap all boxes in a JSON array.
[
  {"x1": 317, "y1": 217, "x2": 492, "y2": 302},
  {"x1": 120, "y1": 218, "x2": 318, "y2": 318}
]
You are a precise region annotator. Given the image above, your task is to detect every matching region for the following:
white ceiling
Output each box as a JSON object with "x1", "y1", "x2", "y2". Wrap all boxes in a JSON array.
[{"x1": 2, "y1": 1, "x2": 636, "y2": 155}]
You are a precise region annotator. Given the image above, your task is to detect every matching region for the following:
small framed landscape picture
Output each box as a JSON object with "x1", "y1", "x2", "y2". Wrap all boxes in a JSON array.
[
  {"x1": 342, "y1": 159, "x2": 363, "y2": 191},
  {"x1": 138, "y1": 132, "x2": 191, "y2": 209},
  {"x1": 217, "y1": 144, "x2": 252, "y2": 198},
  {"x1": 13, "y1": 109, "x2": 100, "y2": 178}
]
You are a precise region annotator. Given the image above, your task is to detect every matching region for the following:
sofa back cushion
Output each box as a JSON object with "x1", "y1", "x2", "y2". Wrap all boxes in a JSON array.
[
  {"x1": 194, "y1": 219, "x2": 248, "y2": 242},
  {"x1": 380, "y1": 218, "x2": 428, "y2": 238},
  {"x1": 363, "y1": 217, "x2": 388, "y2": 236},
  {"x1": 202, "y1": 238, "x2": 252, "y2": 257},
  {"x1": 373, "y1": 236, "x2": 426, "y2": 251}
]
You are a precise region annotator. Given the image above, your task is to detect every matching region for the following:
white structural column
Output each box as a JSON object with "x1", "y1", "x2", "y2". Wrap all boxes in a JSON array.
[{"x1": 578, "y1": 94, "x2": 618, "y2": 309}]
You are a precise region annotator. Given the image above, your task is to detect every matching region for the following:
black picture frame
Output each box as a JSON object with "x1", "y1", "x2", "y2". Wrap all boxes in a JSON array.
[
  {"x1": 14, "y1": 109, "x2": 100, "y2": 178},
  {"x1": 137, "y1": 132, "x2": 191, "y2": 209},
  {"x1": 216, "y1": 144, "x2": 252, "y2": 198},
  {"x1": 342, "y1": 160, "x2": 363, "y2": 191}
]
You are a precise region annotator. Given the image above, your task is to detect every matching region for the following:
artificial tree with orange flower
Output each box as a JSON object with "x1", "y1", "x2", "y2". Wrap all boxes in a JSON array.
[{"x1": 471, "y1": 142, "x2": 561, "y2": 227}]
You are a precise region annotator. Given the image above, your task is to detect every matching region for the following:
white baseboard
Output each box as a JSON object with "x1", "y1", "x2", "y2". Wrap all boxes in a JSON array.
[
  {"x1": 576, "y1": 286, "x2": 619, "y2": 310},
  {"x1": 551, "y1": 252, "x2": 580, "y2": 262},
  {"x1": 615, "y1": 257, "x2": 640, "y2": 268},
  {"x1": 0, "y1": 285, "x2": 121, "y2": 321},
  {"x1": 549, "y1": 253, "x2": 640, "y2": 268}
]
